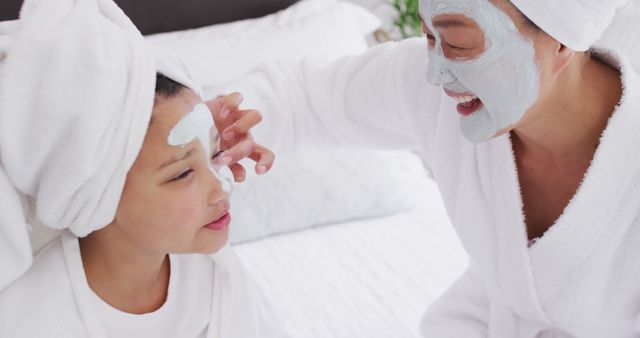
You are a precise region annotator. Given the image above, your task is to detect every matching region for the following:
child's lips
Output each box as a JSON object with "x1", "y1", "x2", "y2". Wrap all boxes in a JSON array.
[{"x1": 204, "y1": 211, "x2": 231, "y2": 231}]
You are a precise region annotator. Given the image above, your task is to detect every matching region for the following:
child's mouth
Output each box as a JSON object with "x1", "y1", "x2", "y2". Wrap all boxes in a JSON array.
[{"x1": 204, "y1": 212, "x2": 231, "y2": 231}]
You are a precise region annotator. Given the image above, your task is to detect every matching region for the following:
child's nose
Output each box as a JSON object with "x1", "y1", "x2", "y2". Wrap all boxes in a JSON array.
[
  {"x1": 216, "y1": 166, "x2": 234, "y2": 194},
  {"x1": 206, "y1": 166, "x2": 234, "y2": 205}
]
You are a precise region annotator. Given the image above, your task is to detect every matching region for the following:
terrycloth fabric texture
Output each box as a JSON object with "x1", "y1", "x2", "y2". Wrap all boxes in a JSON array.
[
  {"x1": 222, "y1": 38, "x2": 640, "y2": 336},
  {"x1": 0, "y1": 0, "x2": 156, "y2": 290},
  {"x1": 0, "y1": 232, "x2": 283, "y2": 338},
  {"x1": 597, "y1": 0, "x2": 640, "y2": 68},
  {"x1": 510, "y1": 0, "x2": 631, "y2": 51},
  {"x1": 154, "y1": 45, "x2": 203, "y2": 98}
]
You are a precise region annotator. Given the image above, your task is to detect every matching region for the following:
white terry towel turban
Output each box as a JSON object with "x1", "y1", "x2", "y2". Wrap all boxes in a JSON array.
[
  {"x1": 510, "y1": 0, "x2": 633, "y2": 52},
  {"x1": 598, "y1": 0, "x2": 640, "y2": 67},
  {"x1": 0, "y1": 0, "x2": 199, "y2": 290}
]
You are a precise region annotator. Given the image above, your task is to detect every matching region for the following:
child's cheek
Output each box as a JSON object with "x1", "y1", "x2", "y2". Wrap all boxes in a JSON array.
[{"x1": 165, "y1": 193, "x2": 203, "y2": 228}]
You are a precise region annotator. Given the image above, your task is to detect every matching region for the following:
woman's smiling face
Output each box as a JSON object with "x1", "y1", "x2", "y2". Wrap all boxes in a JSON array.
[
  {"x1": 110, "y1": 88, "x2": 232, "y2": 255},
  {"x1": 419, "y1": 0, "x2": 545, "y2": 142}
]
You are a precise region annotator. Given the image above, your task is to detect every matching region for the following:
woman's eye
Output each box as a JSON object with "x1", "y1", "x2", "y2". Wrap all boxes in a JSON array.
[
  {"x1": 447, "y1": 44, "x2": 470, "y2": 51},
  {"x1": 171, "y1": 169, "x2": 193, "y2": 182}
]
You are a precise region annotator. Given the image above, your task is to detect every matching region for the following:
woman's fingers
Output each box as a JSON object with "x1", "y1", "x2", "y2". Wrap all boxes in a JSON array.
[
  {"x1": 220, "y1": 92, "x2": 244, "y2": 119},
  {"x1": 206, "y1": 92, "x2": 244, "y2": 123},
  {"x1": 205, "y1": 95, "x2": 225, "y2": 116},
  {"x1": 221, "y1": 109, "x2": 262, "y2": 141},
  {"x1": 205, "y1": 94, "x2": 274, "y2": 177},
  {"x1": 220, "y1": 136, "x2": 255, "y2": 165},
  {"x1": 220, "y1": 140, "x2": 274, "y2": 177},
  {"x1": 248, "y1": 144, "x2": 275, "y2": 175},
  {"x1": 228, "y1": 163, "x2": 246, "y2": 183}
]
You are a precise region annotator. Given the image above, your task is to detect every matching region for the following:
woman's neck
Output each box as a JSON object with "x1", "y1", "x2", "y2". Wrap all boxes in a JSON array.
[
  {"x1": 79, "y1": 226, "x2": 170, "y2": 314},
  {"x1": 512, "y1": 53, "x2": 623, "y2": 162}
]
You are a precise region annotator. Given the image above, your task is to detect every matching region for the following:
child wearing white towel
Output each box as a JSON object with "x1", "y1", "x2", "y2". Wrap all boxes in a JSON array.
[{"x1": 0, "y1": 0, "x2": 278, "y2": 337}]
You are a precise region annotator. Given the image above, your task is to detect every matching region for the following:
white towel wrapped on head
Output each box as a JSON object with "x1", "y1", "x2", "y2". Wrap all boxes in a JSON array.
[
  {"x1": 0, "y1": 0, "x2": 156, "y2": 290},
  {"x1": 598, "y1": 0, "x2": 640, "y2": 68},
  {"x1": 510, "y1": 0, "x2": 632, "y2": 51},
  {"x1": 0, "y1": 0, "x2": 201, "y2": 288}
]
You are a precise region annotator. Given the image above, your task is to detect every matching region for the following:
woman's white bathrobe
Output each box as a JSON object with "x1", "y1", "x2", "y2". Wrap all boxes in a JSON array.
[{"x1": 216, "y1": 38, "x2": 640, "y2": 337}]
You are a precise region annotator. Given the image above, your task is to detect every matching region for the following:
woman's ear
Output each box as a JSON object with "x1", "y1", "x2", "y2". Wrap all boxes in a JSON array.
[{"x1": 552, "y1": 42, "x2": 576, "y2": 75}]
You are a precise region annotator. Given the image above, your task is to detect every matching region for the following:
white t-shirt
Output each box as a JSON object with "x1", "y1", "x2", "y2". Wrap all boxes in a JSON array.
[{"x1": 89, "y1": 254, "x2": 214, "y2": 338}]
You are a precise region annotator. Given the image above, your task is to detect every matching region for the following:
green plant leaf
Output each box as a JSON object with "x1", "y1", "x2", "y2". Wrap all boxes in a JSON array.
[{"x1": 390, "y1": 0, "x2": 422, "y2": 39}]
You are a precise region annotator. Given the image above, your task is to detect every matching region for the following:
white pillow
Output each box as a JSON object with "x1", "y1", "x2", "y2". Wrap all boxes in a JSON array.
[
  {"x1": 229, "y1": 150, "x2": 428, "y2": 243},
  {"x1": 145, "y1": 0, "x2": 381, "y2": 88},
  {"x1": 147, "y1": 0, "x2": 432, "y2": 244}
]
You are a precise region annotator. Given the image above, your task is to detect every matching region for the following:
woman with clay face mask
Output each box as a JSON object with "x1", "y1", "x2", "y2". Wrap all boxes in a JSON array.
[{"x1": 218, "y1": 0, "x2": 640, "y2": 336}]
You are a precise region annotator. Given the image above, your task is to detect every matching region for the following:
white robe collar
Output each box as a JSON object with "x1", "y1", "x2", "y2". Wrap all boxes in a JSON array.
[
  {"x1": 528, "y1": 51, "x2": 640, "y2": 299},
  {"x1": 474, "y1": 49, "x2": 639, "y2": 326},
  {"x1": 476, "y1": 133, "x2": 551, "y2": 325},
  {"x1": 60, "y1": 232, "x2": 274, "y2": 338}
]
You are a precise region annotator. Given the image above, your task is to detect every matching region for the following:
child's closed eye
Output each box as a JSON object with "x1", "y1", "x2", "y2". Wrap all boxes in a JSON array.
[
  {"x1": 169, "y1": 150, "x2": 225, "y2": 182},
  {"x1": 170, "y1": 169, "x2": 194, "y2": 182}
]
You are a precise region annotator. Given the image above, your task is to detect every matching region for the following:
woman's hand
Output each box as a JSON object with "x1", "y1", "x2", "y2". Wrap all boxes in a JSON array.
[{"x1": 206, "y1": 92, "x2": 275, "y2": 183}]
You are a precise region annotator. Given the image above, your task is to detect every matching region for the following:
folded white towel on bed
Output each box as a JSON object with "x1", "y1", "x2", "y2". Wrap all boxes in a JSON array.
[{"x1": 509, "y1": 0, "x2": 631, "y2": 51}]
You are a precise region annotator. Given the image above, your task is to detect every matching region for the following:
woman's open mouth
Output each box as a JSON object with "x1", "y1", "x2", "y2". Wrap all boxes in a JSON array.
[
  {"x1": 444, "y1": 89, "x2": 484, "y2": 116},
  {"x1": 454, "y1": 95, "x2": 483, "y2": 116},
  {"x1": 204, "y1": 212, "x2": 231, "y2": 231}
]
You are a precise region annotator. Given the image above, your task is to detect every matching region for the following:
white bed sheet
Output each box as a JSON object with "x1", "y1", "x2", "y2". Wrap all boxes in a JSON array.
[{"x1": 234, "y1": 176, "x2": 469, "y2": 338}]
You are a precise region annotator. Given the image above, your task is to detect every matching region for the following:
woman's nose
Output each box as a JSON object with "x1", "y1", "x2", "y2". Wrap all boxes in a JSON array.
[{"x1": 426, "y1": 59, "x2": 456, "y2": 85}]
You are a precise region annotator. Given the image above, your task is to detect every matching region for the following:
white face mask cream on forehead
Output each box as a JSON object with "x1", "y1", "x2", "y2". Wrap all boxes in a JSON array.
[
  {"x1": 168, "y1": 103, "x2": 233, "y2": 193},
  {"x1": 419, "y1": 0, "x2": 540, "y2": 142}
]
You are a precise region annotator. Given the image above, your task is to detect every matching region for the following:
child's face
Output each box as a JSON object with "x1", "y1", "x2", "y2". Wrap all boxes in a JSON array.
[{"x1": 112, "y1": 89, "x2": 230, "y2": 254}]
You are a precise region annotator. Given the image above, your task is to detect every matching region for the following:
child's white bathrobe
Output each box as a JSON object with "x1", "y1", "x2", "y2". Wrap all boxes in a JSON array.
[
  {"x1": 216, "y1": 38, "x2": 640, "y2": 337},
  {"x1": 0, "y1": 232, "x2": 278, "y2": 338}
]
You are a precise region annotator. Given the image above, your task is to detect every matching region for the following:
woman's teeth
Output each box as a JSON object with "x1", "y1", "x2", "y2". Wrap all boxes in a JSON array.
[{"x1": 454, "y1": 95, "x2": 478, "y2": 104}]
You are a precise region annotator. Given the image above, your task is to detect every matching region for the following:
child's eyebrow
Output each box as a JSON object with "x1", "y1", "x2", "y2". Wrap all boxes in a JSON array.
[
  {"x1": 157, "y1": 132, "x2": 220, "y2": 170},
  {"x1": 158, "y1": 149, "x2": 195, "y2": 170}
]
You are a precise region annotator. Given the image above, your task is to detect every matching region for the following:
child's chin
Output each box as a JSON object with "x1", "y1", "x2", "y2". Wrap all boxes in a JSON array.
[
  {"x1": 202, "y1": 245, "x2": 226, "y2": 255},
  {"x1": 197, "y1": 231, "x2": 229, "y2": 254}
]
